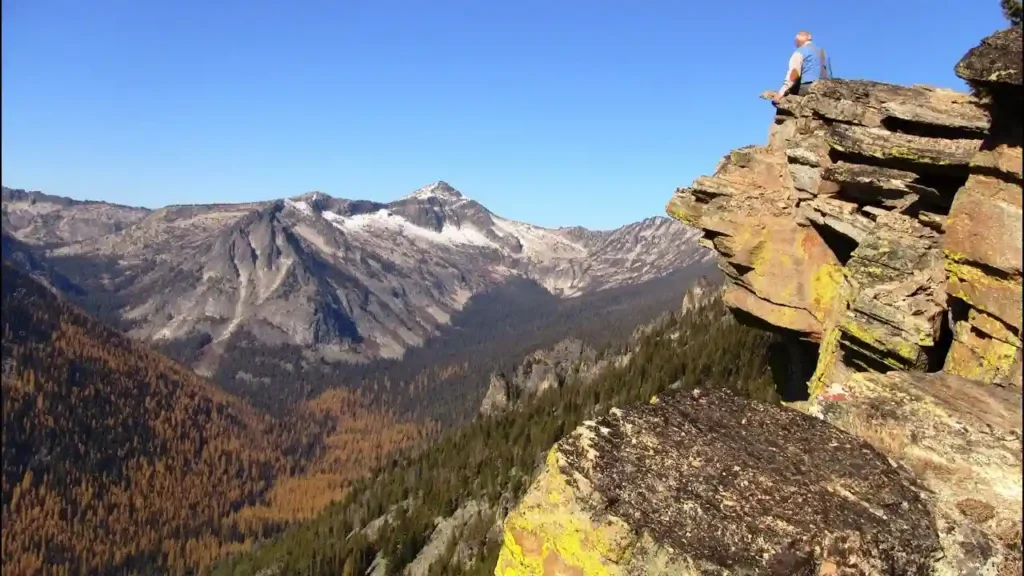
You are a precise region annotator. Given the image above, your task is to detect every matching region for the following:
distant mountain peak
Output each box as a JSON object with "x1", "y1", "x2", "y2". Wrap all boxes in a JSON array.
[
  {"x1": 286, "y1": 191, "x2": 343, "y2": 215},
  {"x1": 402, "y1": 181, "x2": 466, "y2": 202},
  {"x1": 290, "y1": 191, "x2": 333, "y2": 203}
]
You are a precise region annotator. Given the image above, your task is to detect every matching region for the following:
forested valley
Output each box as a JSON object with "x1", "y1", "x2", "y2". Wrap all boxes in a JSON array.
[
  {"x1": 1, "y1": 263, "x2": 434, "y2": 574},
  {"x1": 2, "y1": 256, "x2": 774, "y2": 575},
  {"x1": 215, "y1": 295, "x2": 776, "y2": 575}
]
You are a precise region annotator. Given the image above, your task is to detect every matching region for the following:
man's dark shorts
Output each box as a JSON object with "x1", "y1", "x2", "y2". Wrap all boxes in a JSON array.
[{"x1": 791, "y1": 80, "x2": 814, "y2": 95}]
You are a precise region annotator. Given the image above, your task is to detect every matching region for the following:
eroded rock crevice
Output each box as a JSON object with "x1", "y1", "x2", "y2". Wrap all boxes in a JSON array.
[{"x1": 766, "y1": 334, "x2": 817, "y2": 401}]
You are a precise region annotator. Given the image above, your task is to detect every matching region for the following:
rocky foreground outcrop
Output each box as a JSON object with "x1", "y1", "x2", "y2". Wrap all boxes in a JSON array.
[
  {"x1": 497, "y1": 26, "x2": 1023, "y2": 576},
  {"x1": 497, "y1": 389, "x2": 943, "y2": 575}
]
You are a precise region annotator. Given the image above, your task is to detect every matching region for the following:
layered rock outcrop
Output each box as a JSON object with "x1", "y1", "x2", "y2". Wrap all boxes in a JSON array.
[
  {"x1": 667, "y1": 28, "x2": 1022, "y2": 390},
  {"x1": 943, "y1": 27, "x2": 1023, "y2": 384},
  {"x1": 497, "y1": 26, "x2": 1023, "y2": 576}
]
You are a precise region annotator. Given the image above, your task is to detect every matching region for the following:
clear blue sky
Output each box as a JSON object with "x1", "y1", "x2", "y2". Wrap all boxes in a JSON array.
[{"x1": 1, "y1": 0, "x2": 1009, "y2": 229}]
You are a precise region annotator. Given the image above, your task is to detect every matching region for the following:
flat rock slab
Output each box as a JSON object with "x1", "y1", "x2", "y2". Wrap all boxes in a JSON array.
[
  {"x1": 826, "y1": 124, "x2": 982, "y2": 169},
  {"x1": 778, "y1": 79, "x2": 990, "y2": 133},
  {"x1": 497, "y1": 388, "x2": 942, "y2": 575}
]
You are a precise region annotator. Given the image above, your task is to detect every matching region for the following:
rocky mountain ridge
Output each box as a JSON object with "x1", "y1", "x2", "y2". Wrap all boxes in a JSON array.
[
  {"x1": 499, "y1": 25, "x2": 1023, "y2": 575},
  {"x1": 2, "y1": 182, "x2": 709, "y2": 369},
  {"x1": 1, "y1": 187, "x2": 151, "y2": 246}
]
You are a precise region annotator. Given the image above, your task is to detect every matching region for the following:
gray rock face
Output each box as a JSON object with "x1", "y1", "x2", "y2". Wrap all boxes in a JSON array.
[
  {"x1": 1, "y1": 187, "x2": 150, "y2": 246},
  {"x1": 479, "y1": 374, "x2": 513, "y2": 417},
  {"x1": 479, "y1": 277, "x2": 723, "y2": 417},
  {"x1": 402, "y1": 500, "x2": 492, "y2": 576},
  {"x1": 0, "y1": 232, "x2": 84, "y2": 297},
  {"x1": 1, "y1": 181, "x2": 709, "y2": 368},
  {"x1": 680, "y1": 275, "x2": 720, "y2": 314},
  {"x1": 479, "y1": 338, "x2": 601, "y2": 417}
]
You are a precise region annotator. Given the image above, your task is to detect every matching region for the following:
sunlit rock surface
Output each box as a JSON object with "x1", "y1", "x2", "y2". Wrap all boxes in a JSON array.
[{"x1": 496, "y1": 389, "x2": 941, "y2": 575}]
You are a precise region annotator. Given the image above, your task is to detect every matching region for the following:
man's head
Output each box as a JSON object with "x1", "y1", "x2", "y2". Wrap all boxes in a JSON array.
[{"x1": 795, "y1": 31, "x2": 812, "y2": 48}]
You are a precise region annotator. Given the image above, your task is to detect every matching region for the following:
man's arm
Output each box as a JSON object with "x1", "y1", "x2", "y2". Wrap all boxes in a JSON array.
[{"x1": 773, "y1": 51, "x2": 803, "y2": 102}]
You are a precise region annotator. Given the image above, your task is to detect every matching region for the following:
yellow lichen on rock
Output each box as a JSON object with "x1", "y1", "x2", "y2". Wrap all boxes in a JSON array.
[
  {"x1": 945, "y1": 338, "x2": 1018, "y2": 381},
  {"x1": 942, "y1": 315, "x2": 1024, "y2": 383},
  {"x1": 946, "y1": 259, "x2": 1023, "y2": 331},
  {"x1": 810, "y1": 262, "x2": 848, "y2": 324},
  {"x1": 722, "y1": 285, "x2": 821, "y2": 335},
  {"x1": 664, "y1": 195, "x2": 701, "y2": 227},
  {"x1": 495, "y1": 448, "x2": 636, "y2": 576},
  {"x1": 807, "y1": 325, "x2": 845, "y2": 397},
  {"x1": 839, "y1": 316, "x2": 925, "y2": 367}
]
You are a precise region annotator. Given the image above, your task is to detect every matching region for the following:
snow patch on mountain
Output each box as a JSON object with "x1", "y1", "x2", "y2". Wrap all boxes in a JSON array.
[
  {"x1": 323, "y1": 209, "x2": 497, "y2": 248},
  {"x1": 400, "y1": 181, "x2": 468, "y2": 202},
  {"x1": 491, "y1": 216, "x2": 587, "y2": 261},
  {"x1": 286, "y1": 199, "x2": 314, "y2": 216}
]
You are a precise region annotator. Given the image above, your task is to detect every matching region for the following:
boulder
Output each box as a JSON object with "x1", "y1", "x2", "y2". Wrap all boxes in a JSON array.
[
  {"x1": 970, "y1": 144, "x2": 1023, "y2": 182},
  {"x1": 495, "y1": 388, "x2": 941, "y2": 575},
  {"x1": 801, "y1": 371, "x2": 1022, "y2": 575},
  {"x1": 944, "y1": 311, "x2": 1021, "y2": 382},
  {"x1": 954, "y1": 26, "x2": 1023, "y2": 86},
  {"x1": 945, "y1": 174, "x2": 1022, "y2": 279}
]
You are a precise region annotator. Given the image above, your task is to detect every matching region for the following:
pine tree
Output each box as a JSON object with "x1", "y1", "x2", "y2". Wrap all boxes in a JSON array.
[{"x1": 1003, "y1": 0, "x2": 1022, "y2": 25}]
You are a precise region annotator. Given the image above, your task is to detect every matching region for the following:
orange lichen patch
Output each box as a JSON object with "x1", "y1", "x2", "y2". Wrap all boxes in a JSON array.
[
  {"x1": 513, "y1": 528, "x2": 546, "y2": 557},
  {"x1": 543, "y1": 551, "x2": 587, "y2": 576}
]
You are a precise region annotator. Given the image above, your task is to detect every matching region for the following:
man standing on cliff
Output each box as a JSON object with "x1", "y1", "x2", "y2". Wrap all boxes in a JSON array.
[{"x1": 772, "y1": 31, "x2": 831, "y2": 103}]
